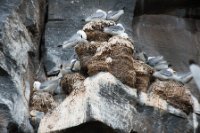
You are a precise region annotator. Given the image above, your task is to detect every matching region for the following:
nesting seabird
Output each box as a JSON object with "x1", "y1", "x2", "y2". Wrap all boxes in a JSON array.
[
  {"x1": 153, "y1": 68, "x2": 175, "y2": 80},
  {"x1": 172, "y1": 72, "x2": 193, "y2": 84},
  {"x1": 103, "y1": 23, "x2": 125, "y2": 35},
  {"x1": 106, "y1": 9, "x2": 124, "y2": 21},
  {"x1": 58, "y1": 30, "x2": 87, "y2": 49},
  {"x1": 189, "y1": 60, "x2": 200, "y2": 90},
  {"x1": 85, "y1": 9, "x2": 107, "y2": 22},
  {"x1": 153, "y1": 61, "x2": 169, "y2": 70},
  {"x1": 147, "y1": 56, "x2": 165, "y2": 67},
  {"x1": 33, "y1": 78, "x2": 61, "y2": 94},
  {"x1": 70, "y1": 59, "x2": 81, "y2": 72}
]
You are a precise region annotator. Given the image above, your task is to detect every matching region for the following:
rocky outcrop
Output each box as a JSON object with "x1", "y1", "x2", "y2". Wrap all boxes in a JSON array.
[
  {"x1": 39, "y1": 72, "x2": 193, "y2": 133},
  {"x1": 0, "y1": 0, "x2": 46, "y2": 132}
]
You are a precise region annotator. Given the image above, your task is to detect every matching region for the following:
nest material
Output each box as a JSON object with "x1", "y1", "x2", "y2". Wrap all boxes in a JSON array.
[
  {"x1": 75, "y1": 36, "x2": 136, "y2": 87},
  {"x1": 83, "y1": 20, "x2": 115, "y2": 31},
  {"x1": 30, "y1": 92, "x2": 57, "y2": 113},
  {"x1": 132, "y1": 60, "x2": 154, "y2": 92},
  {"x1": 60, "y1": 73, "x2": 85, "y2": 95},
  {"x1": 149, "y1": 80, "x2": 193, "y2": 114},
  {"x1": 85, "y1": 31, "x2": 112, "y2": 42}
]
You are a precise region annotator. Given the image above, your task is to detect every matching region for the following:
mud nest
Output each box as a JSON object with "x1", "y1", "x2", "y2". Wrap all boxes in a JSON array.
[
  {"x1": 83, "y1": 19, "x2": 115, "y2": 31},
  {"x1": 132, "y1": 60, "x2": 154, "y2": 92},
  {"x1": 75, "y1": 35, "x2": 136, "y2": 87},
  {"x1": 85, "y1": 31, "x2": 112, "y2": 42},
  {"x1": 30, "y1": 92, "x2": 57, "y2": 113},
  {"x1": 60, "y1": 73, "x2": 85, "y2": 95},
  {"x1": 149, "y1": 80, "x2": 193, "y2": 114}
]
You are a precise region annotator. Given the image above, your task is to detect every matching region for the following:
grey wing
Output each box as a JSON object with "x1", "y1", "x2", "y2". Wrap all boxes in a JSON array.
[
  {"x1": 148, "y1": 56, "x2": 164, "y2": 66},
  {"x1": 107, "y1": 11, "x2": 119, "y2": 18},
  {"x1": 89, "y1": 12, "x2": 105, "y2": 19},
  {"x1": 104, "y1": 25, "x2": 124, "y2": 33},
  {"x1": 174, "y1": 72, "x2": 192, "y2": 83},
  {"x1": 175, "y1": 72, "x2": 191, "y2": 78},
  {"x1": 160, "y1": 69, "x2": 173, "y2": 77},
  {"x1": 40, "y1": 79, "x2": 59, "y2": 90},
  {"x1": 62, "y1": 34, "x2": 81, "y2": 48}
]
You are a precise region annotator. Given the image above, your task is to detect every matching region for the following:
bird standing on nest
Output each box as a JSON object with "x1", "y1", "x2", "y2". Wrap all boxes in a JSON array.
[
  {"x1": 57, "y1": 30, "x2": 88, "y2": 49},
  {"x1": 85, "y1": 9, "x2": 107, "y2": 22},
  {"x1": 106, "y1": 9, "x2": 124, "y2": 21},
  {"x1": 33, "y1": 78, "x2": 62, "y2": 94}
]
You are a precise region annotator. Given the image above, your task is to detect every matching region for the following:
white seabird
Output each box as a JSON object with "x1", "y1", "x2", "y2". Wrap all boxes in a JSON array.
[
  {"x1": 106, "y1": 9, "x2": 124, "y2": 21},
  {"x1": 189, "y1": 60, "x2": 200, "y2": 90},
  {"x1": 85, "y1": 9, "x2": 107, "y2": 22},
  {"x1": 153, "y1": 61, "x2": 169, "y2": 70},
  {"x1": 33, "y1": 78, "x2": 61, "y2": 94},
  {"x1": 70, "y1": 59, "x2": 81, "y2": 72},
  {"x1": 103, "y1": 23, "x2": 125, "y2": 35},
  {"x1": 154, "y1": 67, "x2": 192, "y2": 84},
  {"x1": 153, "y1": 68, "x2": 175, "y2": 80},
  {"x1": 147, "y1": 56, "x2": 165, "y2": 67},
  {"x1": 58, "y1": 30, "x2": 87, "y2": 49},
  {"x1": 172, "y1": 72, "x2": 193, "y2": 84}
]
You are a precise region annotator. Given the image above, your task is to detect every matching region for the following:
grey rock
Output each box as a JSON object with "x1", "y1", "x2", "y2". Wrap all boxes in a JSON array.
[
  {"x1": 0, "y1": 0, "x2": 46, "y2": 132},
  {"x1": 39, "y1": 72, "x2": 193, "y2": 133}
]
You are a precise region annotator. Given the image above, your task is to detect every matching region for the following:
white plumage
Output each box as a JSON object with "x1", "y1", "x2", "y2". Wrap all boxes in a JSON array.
[{"x1": 85, "y1": 9, "x2": 107, "y2": 22}]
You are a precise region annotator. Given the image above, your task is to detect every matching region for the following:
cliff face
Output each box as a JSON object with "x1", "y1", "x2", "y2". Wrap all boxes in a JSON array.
[
  {"x1": 0, "y1": 0, "x2": 46, "y2": 132},
  {"x1": 1, "y1": 0, "x2": 200, "y2": 133}
]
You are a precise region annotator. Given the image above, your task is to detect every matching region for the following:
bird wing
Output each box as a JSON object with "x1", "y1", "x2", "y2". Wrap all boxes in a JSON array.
[
  {"x1": 87, "y1": 12, "x2": 106, "y2": 20},
  {"x1": 160, "y1": 69, "x2": 173, "y2": 77},
  {"x1": 190, "y1": 64, "x2": 200, "y2": 89},
  {"x1": 40, "y1": 79, "x2": 59, "y2": 90},
  {"x1": 62, "y1": 34, "x2": 82, "y2": 48},
  {"x1": 148, "y1": 56, "x2": 164, "y2": 66},
  {"x1": 107, "y1": 10, "x2": 124, "y2": 21}
]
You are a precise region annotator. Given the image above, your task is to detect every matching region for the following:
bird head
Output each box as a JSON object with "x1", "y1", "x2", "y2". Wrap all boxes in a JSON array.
[
  {"x1": 33, "y1": 81, "x2": 41, "y2": 91},
  {"x1": 189, "y1": 59, "x2": 196, "y2": 65},
  {"x1": 77, "y1": 30, "x2": 87, "y2": 40}
]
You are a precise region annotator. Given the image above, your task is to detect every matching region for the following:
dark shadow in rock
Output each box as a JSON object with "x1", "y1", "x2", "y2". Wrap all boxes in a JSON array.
[
  {"x1": 134, "y1": 0, "x2": 200, "y2": 19},
  {"x1": 53, "y1": 121, "x2": 118, "y2": 133}
]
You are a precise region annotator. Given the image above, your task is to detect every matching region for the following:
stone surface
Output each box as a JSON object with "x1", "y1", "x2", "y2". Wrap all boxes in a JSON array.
[
  {"x1": 39, "y1": 72, "x2": 194, "y2": 133},
  {"x1": 43, "y1": 0, "x2": 136, "y2": 75},
  {"x1": 0, "y1": 0, "x2": 46, "y2": 132}
]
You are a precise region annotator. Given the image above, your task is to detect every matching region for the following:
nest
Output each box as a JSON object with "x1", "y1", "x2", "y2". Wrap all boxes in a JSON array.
[
  {"x1": 60, "y1": 73, "x2": 85, "y2": 95},
  {"x1": 149, "y1": 80, "x2": 193, "y2": 114},
  {"x1": 30, "y1": 92, "x2": 57, "y2": 113},
  {"x1": 75, "y1": 36, "x2": 136, "y2": 87},
  {"x1": 132, "y1": 60, "x2": 154, "y2": 92},
  {"x1": 108, "y1": 35, "x2": 134, "y2": 50},
  {"x1": 85, "y1": 31, "x2": 112, "y2": 42},
  {"x1": 83, "y1": 19, "x2": 115, "y2": 31}
]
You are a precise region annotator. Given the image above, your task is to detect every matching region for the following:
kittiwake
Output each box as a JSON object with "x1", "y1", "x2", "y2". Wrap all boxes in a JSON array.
[
  {"x1": 103, "y1": 23, "x2": 125, "y2": 35},
  {"x1": 33, "y1": 78, "x2": 61, "y2": 94},
  {"x1": 85, "y1": 9, "x2": 107, "y2": 22},
  {"x1": 106, "y1": 9, "x2": 124, "y2": 21},
  {"x1": 58, "y1": 30, "x2": 87, "y2": 49}
]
